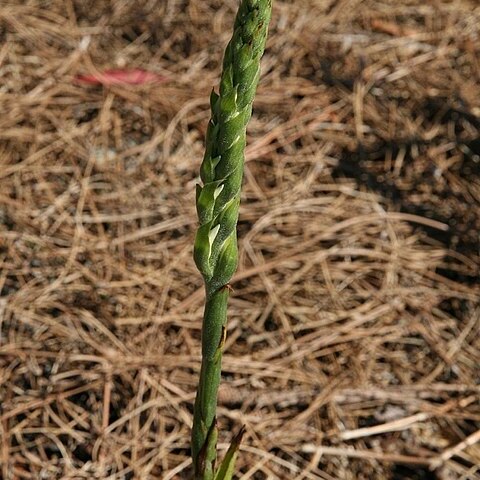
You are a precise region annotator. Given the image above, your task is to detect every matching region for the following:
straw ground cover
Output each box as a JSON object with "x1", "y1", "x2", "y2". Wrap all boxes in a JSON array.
[{"x1": 1, "y1": 1, "x2": 479, "y2": 479}]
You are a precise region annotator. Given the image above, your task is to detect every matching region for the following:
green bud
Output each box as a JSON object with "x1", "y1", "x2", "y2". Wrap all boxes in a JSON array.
[
  {"x1": 194, "y1": 222, "x2": 214, "y2": 278},
  {"x1": 209, "y1": 235, "x2": 238, "y2": 293}
]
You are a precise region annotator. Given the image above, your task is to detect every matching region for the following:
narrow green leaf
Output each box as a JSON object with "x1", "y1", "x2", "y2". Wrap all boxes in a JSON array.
[{"x1": 214, "y1": 427, "x2": 246, "y2": 480}]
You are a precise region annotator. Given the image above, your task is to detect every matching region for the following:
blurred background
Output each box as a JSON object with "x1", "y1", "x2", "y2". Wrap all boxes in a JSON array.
[{"x1": 0, "y1": 1, "x2": 479, "y2": 479}]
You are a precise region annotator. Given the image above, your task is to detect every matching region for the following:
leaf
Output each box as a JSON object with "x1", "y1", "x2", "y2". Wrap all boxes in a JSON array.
[
  {"x1": 197, "y1": 420, "x2": 219, "y2": 480},
  {"x1": 74, "y1": 69, "x2": 168, "y2": 86},
  {"x1": 214, "y1": 426, "x2": 246, "y2": 480}
]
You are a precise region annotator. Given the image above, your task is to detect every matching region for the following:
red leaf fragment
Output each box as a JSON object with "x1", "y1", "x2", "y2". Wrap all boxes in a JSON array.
[{"x1": 75, "y1": 69, "x2": 167, "y2": 86}]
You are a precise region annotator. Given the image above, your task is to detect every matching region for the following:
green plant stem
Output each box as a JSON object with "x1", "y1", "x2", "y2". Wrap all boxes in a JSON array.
[
  {"x1": 191, "y1": 1, "x2": 272, "y2": 478},
  {"x1": 191, "y1": 287, "x2": 229, "y2": 479}
]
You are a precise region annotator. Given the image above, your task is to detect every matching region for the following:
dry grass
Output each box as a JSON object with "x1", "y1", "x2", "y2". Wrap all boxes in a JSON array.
[{"x1": 1, "y1": 1, "x2": 480, "y2": 479}]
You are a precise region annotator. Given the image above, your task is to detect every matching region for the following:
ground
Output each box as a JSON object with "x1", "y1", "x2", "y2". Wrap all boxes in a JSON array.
[{"x1": 0, "y1": 1, "x2": 479, "y2": 479}]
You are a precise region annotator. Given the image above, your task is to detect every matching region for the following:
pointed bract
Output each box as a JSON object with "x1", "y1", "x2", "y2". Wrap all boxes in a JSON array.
[{"x1": 213, "y1": 427, "x2": 246, "y2": 480}]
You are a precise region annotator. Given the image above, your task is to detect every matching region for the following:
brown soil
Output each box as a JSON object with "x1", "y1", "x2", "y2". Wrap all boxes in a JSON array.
[{"x1": 1, "y1": 1, "x2": 479, "y2": 479}]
